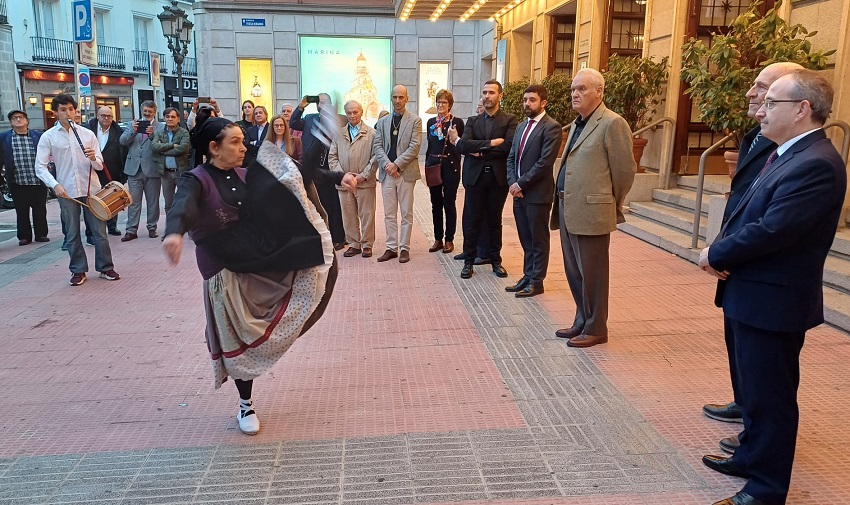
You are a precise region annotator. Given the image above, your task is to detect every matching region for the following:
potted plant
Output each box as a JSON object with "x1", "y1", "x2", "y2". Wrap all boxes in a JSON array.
[
  {"x1": 680, "y1": 0, "x2": 834, "y2": 175},
  {"x1": 602, "y1": 54, "x2": 670, "y2": 172}
]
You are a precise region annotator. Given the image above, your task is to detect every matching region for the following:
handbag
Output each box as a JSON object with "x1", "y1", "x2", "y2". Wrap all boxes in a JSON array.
[{"x1": 424, "y1": 118, "x2": 451, "y2": 187}]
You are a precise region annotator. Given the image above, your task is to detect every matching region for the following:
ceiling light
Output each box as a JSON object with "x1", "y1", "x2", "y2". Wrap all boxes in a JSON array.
[{"x1": 488, "y1": 16, "x2": 494, "y2": 21}]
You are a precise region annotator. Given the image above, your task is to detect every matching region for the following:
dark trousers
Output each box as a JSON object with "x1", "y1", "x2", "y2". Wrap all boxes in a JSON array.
[
  {"x1": 8, "y1": 183, "x2": 48, "y2": 241},
  {"x1": 559, "y1": 201, "x2": 611, "y2": 336},
  {"x1": 429, "y1": 161, "x2": 460, "y2": 242},
  {"x1": 729, "y1": 317, "x2": 804, "y2": 505},
  {"x1": 724, "y1": 317, "x2": 743, "y2": 406},
  {"x1": 462, "y1": 171, "x2": 508, "y2": 264},
  {"x1": 317, "y1": 180, "x2": 345, "y2": 244},
  {"x1": 513, "y1": 197, "x2": 551, "y2": 286}
]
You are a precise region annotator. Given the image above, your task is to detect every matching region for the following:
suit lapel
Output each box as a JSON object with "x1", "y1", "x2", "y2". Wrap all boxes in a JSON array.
[
  {"x1": 736, "y1": 131, "x2": 771, "y2": 171},
  {"x1": 569, "y1": 107, "x2": 604, "y2": 154}
]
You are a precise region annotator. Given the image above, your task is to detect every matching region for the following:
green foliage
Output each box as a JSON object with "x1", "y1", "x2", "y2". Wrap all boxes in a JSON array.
[
  {"x1": 680, "y1": 0, "x2": 835, "y2": 143},
  {"x1": 501, "y1": 73, "x2": 577, "y2": 126},
  {"x1": 602, "y1": 54, "x2": 670, "y2": 131}
]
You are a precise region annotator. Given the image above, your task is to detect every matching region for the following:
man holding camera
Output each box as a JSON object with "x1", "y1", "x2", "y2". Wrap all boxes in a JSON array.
[{"x1": 120, "y1": 100, "x2": 162, "y2": 241}]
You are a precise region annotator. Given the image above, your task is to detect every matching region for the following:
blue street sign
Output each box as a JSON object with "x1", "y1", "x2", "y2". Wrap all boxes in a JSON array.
[
  {"x1": 78, "y1": 66, "x2": 91, "y2": 97},
  {"x1": 72, "y1": 0, "x2": 93, "y2": 42},
  {"x1": 241, "y1": 18, "x2": 266, "y2": 27}
]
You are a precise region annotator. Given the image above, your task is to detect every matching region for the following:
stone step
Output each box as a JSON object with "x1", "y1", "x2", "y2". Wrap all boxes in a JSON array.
[
  {"x1": 617, "y1": 214, "x2": 702, "y2": 263},
  {"x1": 823, "y1": 286, "x2": 850, "y2": 333},
  {"x1": 651, "y1": 187, "x2": 712, "y2": 214},
  {"x1": 831, "y1": 228, "x2": 850, "y2": 258},
  {"x1": 629, "y1": 201, "x2": 707, "y2": 238},
  {"x1": 676, "y1": 174, "x2": 732, "y2": 195}
]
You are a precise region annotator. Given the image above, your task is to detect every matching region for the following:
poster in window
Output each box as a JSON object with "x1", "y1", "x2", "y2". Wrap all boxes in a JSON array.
[
  {"x1": 238, "y1": 59, "x2": 274, "y2": 112},
  {"x1": 418, "y1": 62, "x2": 450, "y2": 128},
  {"x1": 299, "y1": 36, "x2": 392, "y2": 127}
]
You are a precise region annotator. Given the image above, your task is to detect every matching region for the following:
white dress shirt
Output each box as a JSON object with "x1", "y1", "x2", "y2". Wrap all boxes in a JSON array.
[
  {"x1": 35, "y1": 122, "x2": 105, "y2": 199},
  {"x1": 97, "y1": 124, "x2": 110, "y2": 150}
]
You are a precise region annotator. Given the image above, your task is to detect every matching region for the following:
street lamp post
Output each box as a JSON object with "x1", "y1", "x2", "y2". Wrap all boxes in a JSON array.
[{"x1": 158, "y1": 1, "x2": 193, "y2": 124}]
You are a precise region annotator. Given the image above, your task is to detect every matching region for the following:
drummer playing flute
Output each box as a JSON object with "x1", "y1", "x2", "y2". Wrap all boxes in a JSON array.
[{"x1": 35, "y1": 93, "x2": 121, "y2": 286}]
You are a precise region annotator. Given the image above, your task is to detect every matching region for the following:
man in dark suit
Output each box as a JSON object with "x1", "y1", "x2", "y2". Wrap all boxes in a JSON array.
[
  {"x1": 505, "y1": 84, "x2": 562, "y2": 297},
  {"x1": 454, "y1": 98, "x2": 493, "y2": 265},
  {"x1": 291, "y1": 93, "x2": 347, "y2": 249},
  {"x1": 699, "y1": 69, "x2": 846, "y2": 505},
  {"x1": 448, "y1": 80, "x2": 518, "y2": 279},
  {"x1": 702, "y1": 62, "x2": 805, "y2": 443},
  {"x1": 86, "y1": 106, "x2": 127, "y2": 235}
]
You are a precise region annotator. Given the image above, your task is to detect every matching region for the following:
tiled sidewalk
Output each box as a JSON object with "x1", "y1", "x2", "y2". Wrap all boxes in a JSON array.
[{"x1": 0, "y1": 183, "x2": 848, "y2": 504}]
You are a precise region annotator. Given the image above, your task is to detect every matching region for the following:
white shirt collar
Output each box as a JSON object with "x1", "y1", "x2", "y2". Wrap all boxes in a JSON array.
[{"x1": 776, "y1": 128, "x2": 820, "y2": 157}]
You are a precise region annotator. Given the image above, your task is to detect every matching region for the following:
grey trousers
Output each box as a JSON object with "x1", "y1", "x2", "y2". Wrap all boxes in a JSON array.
[
  {"x1": 125, "y1": 172, "x2": 162, "y2": 234},
  {"x1": 161, "y1": 169, "x2": 180, "y2": 217},
  {"x1": 558, "y1": 200, "x2": 611, "y2": 337}
]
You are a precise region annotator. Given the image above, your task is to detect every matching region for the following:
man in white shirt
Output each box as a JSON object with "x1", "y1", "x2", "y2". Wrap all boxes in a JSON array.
[{"x1": 35, "y1": 94, "x2": 120, "y2": 286}]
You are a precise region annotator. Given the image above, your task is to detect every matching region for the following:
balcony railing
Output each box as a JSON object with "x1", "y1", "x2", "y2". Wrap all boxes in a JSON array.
[
  {"x1": 31, "y1": 37, "x2": 75, "y2": 65},
  {"x1": 133, "y1": 50, "x2": 168, "y2": 74},
  {"x1": 97, "y1": 44, "x2": 125, "y2": 70},
  {"x1": 182, "y1": 57, "x2": 197, "y2": 77}
]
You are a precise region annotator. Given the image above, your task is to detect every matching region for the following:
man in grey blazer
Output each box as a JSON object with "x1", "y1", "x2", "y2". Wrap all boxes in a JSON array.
[
  {"x1": 120, "y1": 100, "x2": 162, "y2": 241},
  {"x1": 373, "y1": 85, "x2": 422, "y2": 263},
  {"x1": 506, "y1": 84, "x2": 562, "y2": 297},
  {"x1": 551, "y1": 68, "x2": 636, "y2": 348}
]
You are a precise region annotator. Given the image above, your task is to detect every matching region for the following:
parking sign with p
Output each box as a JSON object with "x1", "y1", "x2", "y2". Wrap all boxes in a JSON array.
[{"x1": 73, "y1": 0, "x2": 93, "y2": 42}]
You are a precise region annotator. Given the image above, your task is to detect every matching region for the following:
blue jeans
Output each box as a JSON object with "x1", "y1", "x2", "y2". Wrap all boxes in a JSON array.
[{"x1": 58, "y1": 197, "x2": 114, "y2": 274}]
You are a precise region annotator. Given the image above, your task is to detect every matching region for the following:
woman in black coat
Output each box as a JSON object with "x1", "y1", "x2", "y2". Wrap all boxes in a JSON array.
[{"x1": 425, "y1": 89, "x2": 464, "y2": 254}]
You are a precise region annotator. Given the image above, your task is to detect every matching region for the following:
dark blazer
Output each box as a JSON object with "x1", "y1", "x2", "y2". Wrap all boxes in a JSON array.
[
  {"x1": 425, "y1": 116, "x2": 464, "y2": 170},
  {"x1": 709, "y1": 129, "x2": 846, "y2": 332},
  {"x1": 455, "y1": 109, "x2": 519, "y2": 187},
  {"x1": 506, "y1": 113, "x2": 562, "y2": 204},
  {"x1": 0, "y1": 129, "x2": 43, "y2": 184},
  {"x1": 86, "y1": 119, "x2": 127, "y2": 184},
  {"x1": 724, "y1": 126, "x2": 775, "y2": 224},
  {"x1": 247, "y1": 123, "x2": 269, "y2": 146},
  {"x1": 290, "y1": 108, "x2": 346, "y2": 155}
]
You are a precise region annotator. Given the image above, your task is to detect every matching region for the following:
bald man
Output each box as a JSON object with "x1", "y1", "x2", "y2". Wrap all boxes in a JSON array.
[
  {"x1": 373, "y1": 85, "x2": 422, "y2": 263},
  {"x1": 86, "y1": 106, "x2": 127, "y2": 235},
  {"x1": 702, "y1": 61, "x2": 806, "y2": 448}
]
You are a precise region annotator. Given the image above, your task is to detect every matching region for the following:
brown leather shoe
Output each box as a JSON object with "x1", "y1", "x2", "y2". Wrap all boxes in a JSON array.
[
  {"x1": 428, "y1": 240, "x2": 443, "y2": 253},
  {"x1": 443, "y1": 241, "x2": 454, "y2": 253},
  {"x1": 362, "y1": 247, "x2": 373, "y2": 258},
  {"x1": 567, "y1": 334, "x2": 608, "y2": 348},
  {"x1": 711, "y1": 491, "x2": 767, "y2": 505},
  {"x1": 148, "y1": 229, "x2": 158, "y2": 238},
  {"x1": 376, "y1": 249, "x2": 398, "y2": 262},
  {"x1": 555, "y1": 326, "x2": 583, "y2": 339},
  {"x1": 121, "y1": 233, "x2": 138, "y2": 242},
  {"x1": 399, "y1": 250, "x2": 410, "y2": 263},
  {"x1": 343, "y1": 247, "x2": 362, "y2": 257}
]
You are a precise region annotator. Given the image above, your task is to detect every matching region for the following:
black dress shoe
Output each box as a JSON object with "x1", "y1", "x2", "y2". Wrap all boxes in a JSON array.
[
  {"x1": 454, "y1": 252, "x2": 468, "y2": 261},
  {"x1": 107, "y1": 229, "x2": 122, "y2": 236},
  {"x1": 35, "y1": 237, "x2": 50, "y2": 242},
  {"x1": 720, "y1": 434, "x2": 740, "y2": 454},
  {"x1": 703, "y1": 402, "x2": 744, "y2": 423},
  {"x1": 702, "y1": 455, "x2": 749, "y2": 479},
  {"x1": 712, "y1": 491, "x2": 769, "y2": 505},
  {"x1": 460, "y1": 264, "x2": 474, "y2": 279},
  {"x1": 473, "y1": 257, "x2": 492, "y2": 265},
  {"x1": 516, "y1": 284, "x2": 543, "y2": 298},
  {"x1": 555, "y1": 326, "x2": 583, "y2": 339},
  {"x1": 492, "y1": 264, "x2": 508, "y2": 278},
  {"x1": 505, "y1": 278, "x2": 530, "y2": 292}
]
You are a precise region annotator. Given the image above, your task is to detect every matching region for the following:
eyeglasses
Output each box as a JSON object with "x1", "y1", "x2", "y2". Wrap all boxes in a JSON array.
[
  {"x1": 10, "y1": 115, "x2": 26, "y2": 121},
  {"x1": 760, "y1": 99, "x2": 804, "y2": 110}
]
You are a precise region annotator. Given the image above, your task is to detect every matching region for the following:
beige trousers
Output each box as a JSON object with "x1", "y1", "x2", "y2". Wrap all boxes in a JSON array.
[
  {"x1": 338, "y1": 187, "x2": 376, "y2": 249},
  {"x1": 381, "y1": 176, "x2": 416, "y2": 251}
]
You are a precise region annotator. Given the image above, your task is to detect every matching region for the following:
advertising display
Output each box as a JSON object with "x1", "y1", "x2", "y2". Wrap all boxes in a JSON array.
[
  {"x1": 238, "y1": 59, "x2": 274, "y2": 111},
  {"x1": 418, "y1": 62, "x2": 450, "y2": 128},
  {"x1": 299, "y1": 36, "x2": 392, "y2": 126}
]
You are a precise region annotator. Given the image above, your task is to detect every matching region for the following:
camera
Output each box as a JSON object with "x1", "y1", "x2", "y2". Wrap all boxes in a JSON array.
[{"x1": 306, "y1": 95, "x2": 320, "y2": 104}]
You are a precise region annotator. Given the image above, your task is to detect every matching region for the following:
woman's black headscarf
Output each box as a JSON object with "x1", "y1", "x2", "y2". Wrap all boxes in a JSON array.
[{"x1": 190, "y1": 112, "x2": 232, "y2": 163}]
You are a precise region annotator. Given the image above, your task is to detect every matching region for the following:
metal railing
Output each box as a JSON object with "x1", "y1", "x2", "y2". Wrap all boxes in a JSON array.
[
  {"x1": 824, "y1": 120, "x2": 850, "y2": 163},
  {"x1": 133, "y1": 50, "x2": 168, "y2": 74},
  {"x1": 690, "y1": 133, "x2": 736, "y2": 248},
  {"x1": 632, "y1": 117, "x2": 677, "y2": 190},
  {"x1": 31, "y1": 36, "x2": 75, "y2": 65},
  {"x1": 96, "y1": 44, "x2": 125, "y2": 70}
]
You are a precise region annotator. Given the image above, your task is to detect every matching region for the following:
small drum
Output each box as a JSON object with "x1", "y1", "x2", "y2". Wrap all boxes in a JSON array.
[{"x1": 88, "y1": 181, "x2": 133, "y2": 221}]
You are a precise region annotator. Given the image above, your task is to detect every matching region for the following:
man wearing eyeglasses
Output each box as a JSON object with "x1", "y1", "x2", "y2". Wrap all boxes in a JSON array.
[
  {"x1": 86, "y1": 106, "x2": 127, "y2": 236},
  {"x1": 699, "y1": 69, "x2": 845, "y2": 505},
  {"x1": 700, "y1": 62, "x2": 804, "y2": 448},
  {"x1": 0, "y1": 109, "x2": 47, "y2": 245}
]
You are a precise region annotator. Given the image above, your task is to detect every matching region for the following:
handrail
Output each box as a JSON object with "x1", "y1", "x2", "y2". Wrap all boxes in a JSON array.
[
  {"x1": 691, "y1": 132, "x2": 736, "y2": 248},
  {"x1": 824, "y1": 120, "x2": 850, "y2": 163},
  {"x1": 633, "y1": 117, "x2": 676, "y2": 189}
]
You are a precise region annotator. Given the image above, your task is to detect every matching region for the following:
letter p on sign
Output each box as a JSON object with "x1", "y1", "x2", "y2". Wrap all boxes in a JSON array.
[{"x1": 72, "y1": 0, "x2": 93, "y2": 42}]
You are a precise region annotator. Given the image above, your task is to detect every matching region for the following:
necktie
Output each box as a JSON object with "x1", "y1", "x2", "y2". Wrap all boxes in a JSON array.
[
  {"x1": 516, "y1": 119, "x2": 535, "y2": 176},
  {"x1": 747, "y1": 132, "x2": 762, "y2": 154},
  {"x1": 759, "y1": 149, "x2": 778, "y2": 178}
]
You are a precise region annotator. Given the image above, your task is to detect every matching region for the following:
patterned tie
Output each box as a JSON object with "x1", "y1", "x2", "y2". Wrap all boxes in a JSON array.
[
  {"x1": 747, "y1": 132, "x2": 762, "y2": 154},
  {"x1": 516, "y1": 119, "x2": 536, "y2": 176},
  {"x1": 759, "y1": 149, "x2": 778, "y2": 178}
]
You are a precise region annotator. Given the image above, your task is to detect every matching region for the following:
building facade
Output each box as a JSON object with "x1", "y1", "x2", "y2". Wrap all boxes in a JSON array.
[{"x1": 3, "y1": 0, "x2": 197, "y2": 130}]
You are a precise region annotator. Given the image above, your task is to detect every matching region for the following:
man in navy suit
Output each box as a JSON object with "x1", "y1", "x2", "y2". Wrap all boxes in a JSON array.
[
  {"x1": 699, "y1": 69, "x2": 846, "y2": 505},
  {"x1": 702, "y1": 62, "x2": 805, "y2": 439}
]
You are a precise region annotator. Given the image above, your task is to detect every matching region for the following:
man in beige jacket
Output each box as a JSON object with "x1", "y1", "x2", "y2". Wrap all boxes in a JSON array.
[
  {"x1": 329, "y1": 101, "x2": 378, "y2": 258},
  {"x1": 550, "y1": 68, "x2": 636, "y2": 348}
]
